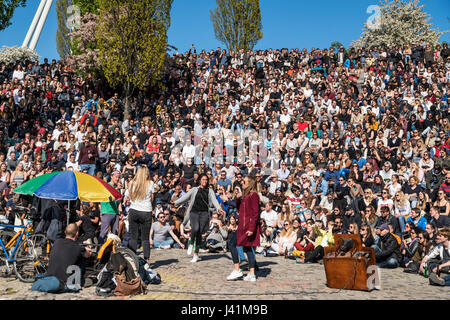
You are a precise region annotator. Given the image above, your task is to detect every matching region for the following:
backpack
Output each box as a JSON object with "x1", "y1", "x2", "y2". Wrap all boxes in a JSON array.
[
  {"x1": 107, "y1": 252, "x2": 136, "y2": 282},
  {"x1": 46, "y1": 219, "x2": 63, "y2": 242},
  {"x1": 107, "y1": 252, "x2": 146, "y2": 296}
]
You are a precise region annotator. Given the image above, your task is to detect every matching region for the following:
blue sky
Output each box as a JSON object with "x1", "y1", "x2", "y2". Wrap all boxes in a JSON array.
[{"x1": 1, "y1": 0, "x2": 449, "y2": 61}]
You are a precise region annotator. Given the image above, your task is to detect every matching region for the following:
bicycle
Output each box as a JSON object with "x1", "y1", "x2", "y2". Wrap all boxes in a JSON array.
[
  {"x1": 0, "y1": 217, "x2": 48, "y2": 283},
  {"x1": 85, "y1": 233, "x2": 139, "y2": 276}
]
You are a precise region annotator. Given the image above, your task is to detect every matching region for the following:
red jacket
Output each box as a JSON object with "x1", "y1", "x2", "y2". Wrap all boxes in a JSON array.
[{"x1": 237, "y1": 192, "x2": 261, "y2": 247}]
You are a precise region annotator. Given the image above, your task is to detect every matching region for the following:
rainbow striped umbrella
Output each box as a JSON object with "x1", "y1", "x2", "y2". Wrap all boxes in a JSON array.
[{"x1": 13, "y1": 171, "x2": 122, "y2": 202}]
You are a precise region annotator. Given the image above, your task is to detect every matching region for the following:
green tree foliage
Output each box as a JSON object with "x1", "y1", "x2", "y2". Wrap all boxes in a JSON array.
[
  {"x1": 72, "y1": 0, "x2": 99, "y2": 14},
  {"x1": 96, "y1": 0, "x2": 172, "y2": 116},
  {"x1": 330, "y1": 41, "x2": 343, "y2": 52},
  {"x1": 210, "y1": 0, "x2": 263, "y2": 51},
  {"x1": 56, "y1": 0, "x2": 71, "y2": 59},
  {"x1": 352, "y1": 0, "x2": 448, "y2": 48},
  {"x1": 0, "y1": 0, "x2": 27, "y2": 31}
]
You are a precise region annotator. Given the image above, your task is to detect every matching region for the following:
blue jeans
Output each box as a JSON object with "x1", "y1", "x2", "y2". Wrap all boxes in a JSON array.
[
  {"x1": 237, "y1": 246, "x2": 246, "y2": 261},
  {"x1": 377, "y1": 258, "x2": 400, "y2": 268},
  {"x1": 443, "y1": 275, "x2": 450, "y2": 286},
  {"x1": 80, "y1": 164, "x2": 96, "y2": 176},
  {"x1": 229, "y1": 231, "x2": 256, "y2": 269},
  {"x1": 372, "y1": 245, "x2": 399, "y2": 268},
  {"x1": 154, "y1": 238, "x2": 174, "y2": 248},
  {"x1": 398, "y1": 216, "x2": 406, "y2": 232}
]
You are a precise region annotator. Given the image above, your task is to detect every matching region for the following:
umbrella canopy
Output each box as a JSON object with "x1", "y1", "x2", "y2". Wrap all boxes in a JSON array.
[{"x1": 13, "y1": 171, "x2": 122, "y2": 202}]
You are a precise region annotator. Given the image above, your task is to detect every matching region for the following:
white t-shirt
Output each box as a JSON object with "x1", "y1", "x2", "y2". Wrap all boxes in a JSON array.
[{"x1": 125, "y1": 182, "x2": 154, "y2": 212}]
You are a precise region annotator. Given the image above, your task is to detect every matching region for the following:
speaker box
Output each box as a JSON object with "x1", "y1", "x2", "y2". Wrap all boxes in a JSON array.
[{"x1": 323, "y1": 234, "x2": 377, "y2": 291}]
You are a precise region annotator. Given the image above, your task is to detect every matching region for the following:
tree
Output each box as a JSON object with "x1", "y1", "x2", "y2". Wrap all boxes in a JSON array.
[
  {"x1": 72, "y1": 0, "x2": 99, "y2": 15},
  {"x1": 352, "y1": 0, "x2": 448, "y2": 48},
  {"x1": 96, "y1": 0, "x2": 172, "y2": 117},
  {"x1": 0, "y1": 45, "x2": 39, "y2": 64},
  {"x1": 0, "y1": 0, "x2": 27, "y2": 31},
  {"x1": 210, "y1": 0, "x2": 263, "y2": 52},
  {"x1": 330, "y1": 41, "x2": 343, "y2": 52},
  {"x1": 56, "y1": 0, "x2": 71, "y2": 59}
]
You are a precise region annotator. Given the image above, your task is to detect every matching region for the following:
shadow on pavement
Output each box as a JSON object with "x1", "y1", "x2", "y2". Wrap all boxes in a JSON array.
[
  {"x1": 256, "y1": 268, "x2": 272, "y2": 278},
  {"x1": 199, "y1": 254, "x2": 231, "y2": 261},
  {"x1": 150, "y1": 258, "x2": 179, "y2": 269}
]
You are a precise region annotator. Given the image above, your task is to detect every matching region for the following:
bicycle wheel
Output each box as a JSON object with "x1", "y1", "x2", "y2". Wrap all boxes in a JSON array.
[
  {"x1": 117, "y1": 247, "x2": 140, "y2": 276},
  {"x1": 29, "y1": 233, "x2": 50, "y2": 273},
  {"x1": 30, "y1": 233, "x2": 50, "y2": 257},
  {"x1": 12, "y1": 239, "x2": 43, "y2": 283}
]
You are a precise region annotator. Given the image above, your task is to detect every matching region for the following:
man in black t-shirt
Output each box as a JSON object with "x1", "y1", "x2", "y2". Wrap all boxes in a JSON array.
[{"x1": 46, "y1": 224, "x2": 92, "y2": 286}]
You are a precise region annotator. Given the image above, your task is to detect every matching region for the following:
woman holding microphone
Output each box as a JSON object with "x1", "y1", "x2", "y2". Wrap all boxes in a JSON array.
[{"x1": 226, "y1": 174, "x2": 261, "y2": 282}]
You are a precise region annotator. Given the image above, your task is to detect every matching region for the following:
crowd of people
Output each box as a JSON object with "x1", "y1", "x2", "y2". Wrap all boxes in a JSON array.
[{"x1": 1, "y1": 41, "x2": 450, "y2": 287}]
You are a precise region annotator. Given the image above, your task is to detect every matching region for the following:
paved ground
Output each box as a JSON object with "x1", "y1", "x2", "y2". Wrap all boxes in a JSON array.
[{"x1": 0, "y1": 248, "x2": 448, "y2": 300}]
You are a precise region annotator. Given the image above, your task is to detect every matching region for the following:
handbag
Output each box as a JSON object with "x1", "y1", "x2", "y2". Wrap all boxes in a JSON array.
[{"x1": 114, "y1": 271, "x2": 146, "y2": 296}]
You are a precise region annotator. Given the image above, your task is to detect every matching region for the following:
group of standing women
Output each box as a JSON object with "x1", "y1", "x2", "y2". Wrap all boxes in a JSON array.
[{"x1": 126, "y1": 166, "x2": 262, "y2": 281}]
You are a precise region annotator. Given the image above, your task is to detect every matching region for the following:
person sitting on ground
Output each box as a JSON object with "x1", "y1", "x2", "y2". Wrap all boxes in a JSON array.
[
  {"x1": 428, "y1": 206, "x2": 450, "y2": 228},
  {"x1": 406, "y1": 208, "x2": 428, "y2": 231},
  {"x1": 293, "y1": 219, "x2": 316, "y2": 253},
  {"x1": 400, "y1": 225, "x2": 420, "y2": 267},
  {"x1": 45, "y1": 223, "x2": 92, "y2": 288},
  {"x1": 150, "y1": 212, "x2": 185, "y2": 249},
  {"x1": 404, "y1": 231, "x2": 432, "y2": 274},
  {"x1": 268, "y1": 220, "x2": 297, "y2": 255},
  {"x1": 297, "y1": 220, "x2": 335, "y2": 264},
  {"x1": 372, "y1": 223, "x2": 402, "y2": 268},
  {"x1": 255, "y1": 219, "x2": 273, "y2": 254},
  {"x1": 205, "y1": 212, "x2": 228, "y2": 252},
  {"x1": 75, "y1": 203, "x2": 100, "y2": 246},
  {"x1": 360, "y1": 223, "x2": 375, "y2": 247},
  {"x1": 421, "y1": 227, "x2": 450, "y2": 286}
]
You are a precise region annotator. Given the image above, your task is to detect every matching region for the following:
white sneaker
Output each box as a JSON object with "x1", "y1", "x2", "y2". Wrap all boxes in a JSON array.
[
  {"x1": 243, "y1": 274, "x2": 256, "y2": 282},
  {"x1": 190, "y1": 255, "x2": 200, "y2": 263},
  {"x1": 161, "y1": 245, "x2": 171, "y2": 249},
  {"x1": 187, "y1": 244, "x2": 193, "y2": 256},
  {"x1": 226, "y1": 269, "x2": 243, "y2": 281}
]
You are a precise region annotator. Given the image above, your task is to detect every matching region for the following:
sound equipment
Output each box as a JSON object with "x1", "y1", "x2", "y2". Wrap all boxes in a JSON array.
[{"x1": 323, "y1": 234, "x2": 377, "y2": 291}]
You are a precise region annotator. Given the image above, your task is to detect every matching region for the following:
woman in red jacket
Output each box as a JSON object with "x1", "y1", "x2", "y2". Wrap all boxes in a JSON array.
[{"x1": 226, "y1": 175, "x2": 261, "y2": 282}]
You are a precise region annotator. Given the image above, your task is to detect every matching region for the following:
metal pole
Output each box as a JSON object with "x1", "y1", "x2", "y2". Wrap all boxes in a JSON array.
[
  {"x1": 67, "y1": 200, "x2": 70, "y2": 226},
  {"x1": 29, "y1": 0, "x2": 54, "y2": 51},
  {"x1": 22, "y1": 0, "x2": 47, "y2": 48}
]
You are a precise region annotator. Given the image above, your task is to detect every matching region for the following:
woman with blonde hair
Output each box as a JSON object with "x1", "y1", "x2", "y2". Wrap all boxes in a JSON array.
[
  {"x1": 277, "y1": 204, "x2": 293, "y2": 229},
  {"x1": 358, "y1": 188, "x2": 377, "y2": 213},
  {"x1": 125, "y1": 166, "x2": 155, "y2": 263},
  {"x1": 394, "y1": 191, "x2": 411, "y2": 232},
  {"x1": 269, "y1": 220, "x2": 297, "y2": 256},
  {"x1": 348, "y1": 222, "x2": 359, "y2": 235}
]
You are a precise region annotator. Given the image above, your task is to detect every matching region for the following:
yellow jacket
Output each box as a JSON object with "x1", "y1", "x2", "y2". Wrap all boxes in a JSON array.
[{"x1": 312, "y1": 225, "x2": 335, "y2": 247}]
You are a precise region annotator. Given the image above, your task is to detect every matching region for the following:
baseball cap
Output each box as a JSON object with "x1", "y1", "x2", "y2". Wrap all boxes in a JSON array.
[{"x1": 377, "y1": 224, "x2": 389, "y2": 231}]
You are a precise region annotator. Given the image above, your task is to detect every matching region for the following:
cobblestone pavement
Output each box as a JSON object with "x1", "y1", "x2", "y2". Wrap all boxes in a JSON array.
[{"x1": 0, "y1": 248, "x2": 448, "y2": 300}]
